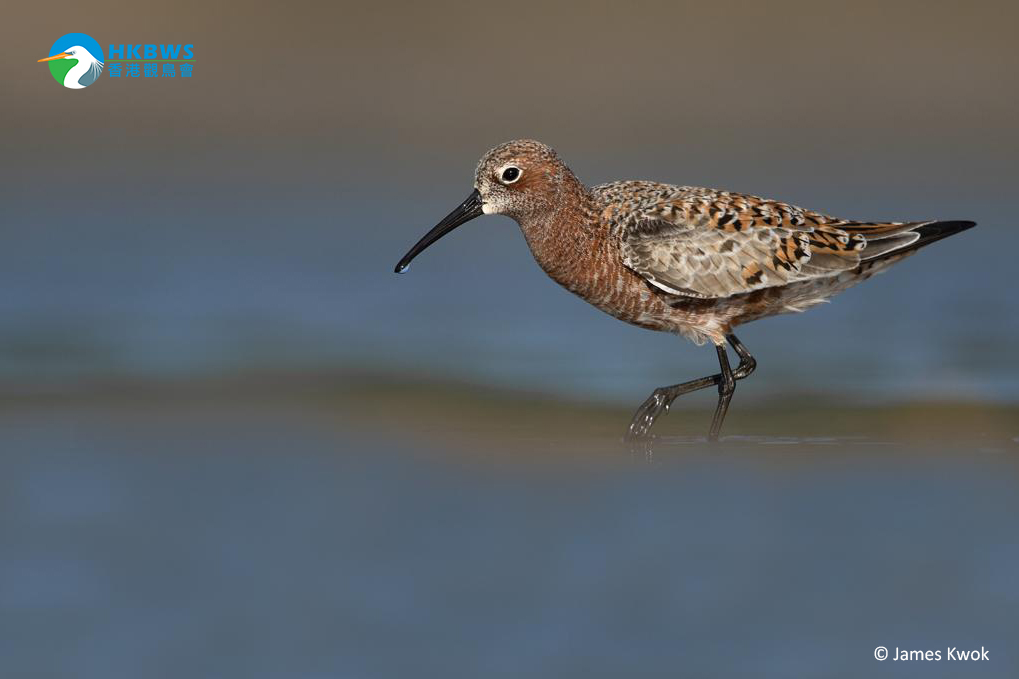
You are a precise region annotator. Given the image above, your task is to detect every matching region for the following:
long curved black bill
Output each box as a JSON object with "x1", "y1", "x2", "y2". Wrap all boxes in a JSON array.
[{"x1": 394, "y1": 190, "x2": 484, "y2": 273}]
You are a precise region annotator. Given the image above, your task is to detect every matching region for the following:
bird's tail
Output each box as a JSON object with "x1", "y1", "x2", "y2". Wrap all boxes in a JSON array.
[
  {"x1": 907, "y1": 220, "x2": 977, "y2": 250},
  {"x1": 858, "y1": 220, "x2": 976, "y2": 263}
]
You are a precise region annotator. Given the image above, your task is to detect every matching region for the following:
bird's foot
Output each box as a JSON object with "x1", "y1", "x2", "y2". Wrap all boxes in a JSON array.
[{"x1": 624, "y1": 389, "x2": 674, "y2": 441}]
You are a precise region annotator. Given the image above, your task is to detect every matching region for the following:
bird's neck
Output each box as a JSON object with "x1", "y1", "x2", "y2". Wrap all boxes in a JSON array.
[
  {"x1": 517, "y1": 174, "x2": 606, "y2": 286},
  {"x1": 65, "y1": 59, "x2": 92, "y2": 89}
]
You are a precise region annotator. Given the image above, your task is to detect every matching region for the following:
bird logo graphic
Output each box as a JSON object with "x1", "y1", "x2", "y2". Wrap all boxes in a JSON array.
[{"x1": 38, "y1": 33, "x2": 104, "y2": 89}]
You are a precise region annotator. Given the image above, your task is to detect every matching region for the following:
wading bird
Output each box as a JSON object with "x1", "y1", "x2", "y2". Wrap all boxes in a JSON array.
[
  {"x1": 38, "y1": 45, "x2": 104, "y2": 89},
  {"x1": 394, "y1": 140, "x2": 974, "y2": 441}
]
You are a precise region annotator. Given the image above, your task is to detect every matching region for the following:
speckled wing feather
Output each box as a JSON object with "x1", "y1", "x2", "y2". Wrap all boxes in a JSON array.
[{"x1": 619, "y1": 189, "x2": 929, "y2": 299}]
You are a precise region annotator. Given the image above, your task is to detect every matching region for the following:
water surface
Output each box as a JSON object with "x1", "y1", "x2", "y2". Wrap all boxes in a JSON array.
[{"x1": 1, "y1": 392, "x2": 1015, "y2": 678}]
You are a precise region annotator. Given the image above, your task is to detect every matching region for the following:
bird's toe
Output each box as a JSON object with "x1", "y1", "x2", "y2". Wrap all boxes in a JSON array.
[{"x1": 624, "y1": 391, "x2": 670, "y2": 441}]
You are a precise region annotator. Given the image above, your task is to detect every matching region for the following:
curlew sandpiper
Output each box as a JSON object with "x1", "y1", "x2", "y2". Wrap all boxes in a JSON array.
[{"x1": 394, "y1": 140, "x2": 975, "y2": 441}]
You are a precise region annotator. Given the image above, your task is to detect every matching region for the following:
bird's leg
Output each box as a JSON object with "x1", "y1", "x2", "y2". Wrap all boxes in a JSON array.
[
  {"x1": 707, "y1": 344, "x2": 736, "y2": 441},
  {"x1": 727, "y1": 332, "x2": 757, "y2": 380},
  {"x1": 705, "y1": 333, "x2": 757, "y2": 440},
  {"x1": 624, "y1": 333, "x2": 757, "y2": 442},
  {"x1": 625, "y1": 374, "x2": 720, "y2": 441}
]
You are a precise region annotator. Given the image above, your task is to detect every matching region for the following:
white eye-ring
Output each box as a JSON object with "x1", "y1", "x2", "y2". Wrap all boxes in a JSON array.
[{"x1": 499, "y1": 165, "x2": 522, "y2": 184}]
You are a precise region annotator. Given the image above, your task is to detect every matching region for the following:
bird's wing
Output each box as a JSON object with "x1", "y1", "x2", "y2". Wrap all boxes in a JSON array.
[{"x1": 620, "y1": 190, "x2": 929, "y2": 299}]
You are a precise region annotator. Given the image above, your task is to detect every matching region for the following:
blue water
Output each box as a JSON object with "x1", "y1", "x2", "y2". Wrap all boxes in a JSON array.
[
  {"x1": 0, "y1": 403, "x2": 1016, "y2": 678},
  {"x1": 1, "y1": 180, "x2": 1015, "y2": 404}
]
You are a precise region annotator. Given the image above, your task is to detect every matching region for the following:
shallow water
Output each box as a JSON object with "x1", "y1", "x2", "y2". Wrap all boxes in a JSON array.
[{"x1": 1, "y1": 400, "x2": 1016, "y2": 678}]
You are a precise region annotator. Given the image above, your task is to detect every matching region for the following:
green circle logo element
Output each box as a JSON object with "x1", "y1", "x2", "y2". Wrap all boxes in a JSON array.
[{"x1": 40, "y1": 33, "x2": 105, "y2": 89}]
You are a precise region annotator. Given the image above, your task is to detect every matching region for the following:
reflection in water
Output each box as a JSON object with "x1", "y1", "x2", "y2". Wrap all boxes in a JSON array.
[
  {"x1": 628, "y1": 434, "x2": 923, "y2": 463},
  {"x1": 661, "y1": 434, "x2": 896, "y2": 447}
]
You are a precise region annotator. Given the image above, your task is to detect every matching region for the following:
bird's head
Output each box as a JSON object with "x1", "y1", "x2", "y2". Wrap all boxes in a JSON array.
[
  {"x1": 473, "y1": 140, "x2": 572, "y2": 219},
  {"x1": 37, "y1": 46, "x2": 95, "y2": 64},
  {"x1": 394, "y1": 140, "x2": 577, "y2": 273}
]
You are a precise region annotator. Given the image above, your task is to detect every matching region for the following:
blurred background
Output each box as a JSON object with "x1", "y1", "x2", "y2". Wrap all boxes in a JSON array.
[{"x1": 2, "y1": 1, "x2": 1017, "y2": 677}]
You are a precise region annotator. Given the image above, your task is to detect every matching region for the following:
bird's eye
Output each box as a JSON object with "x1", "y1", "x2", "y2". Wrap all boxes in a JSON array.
[{"x1": 500, "y1": 166, "x2": 521, "y2": 184}]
